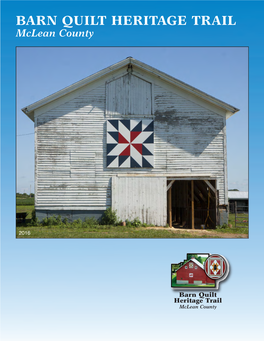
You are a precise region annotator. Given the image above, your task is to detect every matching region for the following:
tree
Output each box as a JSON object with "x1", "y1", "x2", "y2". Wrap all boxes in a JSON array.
[{"x1": 187, "y1": 254, "x2": 204, "y2": 265}]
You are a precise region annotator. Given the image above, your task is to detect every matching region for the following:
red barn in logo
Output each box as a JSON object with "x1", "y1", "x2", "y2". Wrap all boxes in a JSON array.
[{"x1": 176, "y1": 257, "x2": 215, "y2": 285}]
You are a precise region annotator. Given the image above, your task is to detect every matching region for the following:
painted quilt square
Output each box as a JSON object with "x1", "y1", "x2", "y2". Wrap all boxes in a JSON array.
[
  {"x1": 204, "y1": 256, "x2": 226, "y2": 279},
  {"x1": 106, "y1": 119, "x2": 154, "y2": 168}
]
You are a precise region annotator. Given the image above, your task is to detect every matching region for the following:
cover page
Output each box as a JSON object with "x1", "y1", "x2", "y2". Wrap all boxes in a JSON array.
[{"x1": 0, "y1": 1, "x2": 261, "y2": 340}]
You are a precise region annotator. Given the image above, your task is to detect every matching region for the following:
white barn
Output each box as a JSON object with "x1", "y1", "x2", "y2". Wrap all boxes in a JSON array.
[{"x1": 22, "y1": 57, "x2": 239, "y2": 228}]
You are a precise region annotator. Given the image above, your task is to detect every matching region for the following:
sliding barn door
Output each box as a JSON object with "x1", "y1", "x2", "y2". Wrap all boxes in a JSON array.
[{"x1": 112, "y1": 176, "x2": 167, "y2": 226}]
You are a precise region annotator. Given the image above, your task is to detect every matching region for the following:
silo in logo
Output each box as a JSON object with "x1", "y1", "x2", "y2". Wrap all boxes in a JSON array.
[{"x1": 204, "y1": 254, "x2": 228, "y2": 280}]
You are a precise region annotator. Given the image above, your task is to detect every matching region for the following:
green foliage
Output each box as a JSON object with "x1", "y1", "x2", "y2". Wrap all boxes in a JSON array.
[
  {"x1": 72, "y1": 219, "x2": 83, "y2": 228},
  {"x1": 16, "y1": 193, "x2": 33, "y2": 198},
  {"x1": 37, "y1": 215, "x2": 100, "y2": 229},
  {"x1": 16, "y1": 197, "x2": 34, "y2": 206},
  {"x1": 16, "y1": 193, "x2": 35, "y2": 205},
  {"x1": 42, "y1": 215, "x2": 58, "y2": 227},
  {"x1": 100, "y1": 208, "x2": 119, "y2": 225},
  {"x1": 187, "y1": 254, "x2": 204, "y2": 265},
  {"x1": 56, "y1": 215, "x2": 62, "y2": 225},
  {"x1": 172, "y1": 263, "x2": 183, "y2": 272},
  {"x1": 63, "y1": 217, "x2": 69, "y2": 226},
  {"x1": 31, "y1": 208, "x2": 36, "y2": 221},
  {"x1": 125, "y1": 219, "x2": 132, "y2": 227},
  {"x1": 228, "y1": 213, "x2": 248, "y2": 228},
  {"x1": 16, "y1": 205, "x2": 34, "y2": 221},
  {"x1": 132, "y1": 217, "x2": 141, "y2": 227},
  {"x1": 83, "y1": 217, "x2": 99, "y2": 228},
  {"x1": 27, "y1": 208, "x2": 40, "y2": 226},
  {"x1": 217, "y1": 223, "x2": 229, "y2": 229},
  {"x1": 125, "y1": 217, "x2": 143, "y2": 227}
]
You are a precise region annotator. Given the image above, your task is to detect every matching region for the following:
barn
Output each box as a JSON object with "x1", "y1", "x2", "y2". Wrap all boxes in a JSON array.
[
  {"x1": 228, "y1": 191, "x2": 248, "y2": 213},
  {"x1": 176, "y1": 258, "x2": 215, "y2": 285},
  {"x1": 22, "y1": 57, "x2": 239, "y2": 228}
]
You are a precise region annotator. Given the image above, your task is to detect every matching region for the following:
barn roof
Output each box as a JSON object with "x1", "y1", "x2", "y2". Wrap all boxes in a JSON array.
[
  {"x1": 176, "y1": 258, "x2": 204, "y2": 271},
  {"x1": 22, "y1": 57, "x2": 239, "y2": 122},
  {"x1": 228, "y1": 191, "x2": 248, "y2": 200}
]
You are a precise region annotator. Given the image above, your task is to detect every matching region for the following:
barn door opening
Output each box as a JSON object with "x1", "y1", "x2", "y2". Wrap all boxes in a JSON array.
[{"x1": 167, "y1": 179, "x2": 218, "y2": 229}]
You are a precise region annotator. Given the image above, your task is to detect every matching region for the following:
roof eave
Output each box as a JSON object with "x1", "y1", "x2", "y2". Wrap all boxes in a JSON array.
[
  {"x1": 22, "y1": 56, "x2": 239, "y2": 121},
  {"x1": 22, "y1": 107, "x2": 35, "y2": 122},
  {"x1": 130, "y1": 58, "x2": 240, "y2": 117},
  {"x1": 21, "y1": 57, "x2": 132, "y2": 122},
  {"x1": 175, "y1": 258, "x2": 204, "y2": 272}
]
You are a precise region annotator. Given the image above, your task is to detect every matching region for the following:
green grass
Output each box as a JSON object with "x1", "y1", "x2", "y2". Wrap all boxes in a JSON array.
[
  {"x1": 214, "y1": 227, "x2": 248, "y2": 234},
  {"x1": 228, "y1": 213, "x2": 248, "y2": 228},
  {"x1": 16, "y1": 197, "x2": 34, "y2": 206},
  {"x1": 210, "y1": 212, "x2": 249, "y2": 234},
  {"x1": 16, "y1": 205, "x2": 34, "y2": 221},
  {"x1": 16, "y1": 225, "x2": 221, "y2": 238},
  {"x1": 16, "y1": 206, "x2": 247, "y2": 238}
]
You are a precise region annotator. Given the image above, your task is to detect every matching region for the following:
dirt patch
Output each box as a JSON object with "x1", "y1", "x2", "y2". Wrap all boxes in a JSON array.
[{"x1": 145, "y1": 226, "x2": 248, "y2": 238}]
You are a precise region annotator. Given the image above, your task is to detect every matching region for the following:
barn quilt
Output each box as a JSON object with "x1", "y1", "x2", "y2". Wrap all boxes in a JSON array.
[
  {"x1": 204, "y1": 255, "x2": 226, "y2": 279},
  {"x1": 106, "y1": 119, "x2": 154, "y2": 168}
]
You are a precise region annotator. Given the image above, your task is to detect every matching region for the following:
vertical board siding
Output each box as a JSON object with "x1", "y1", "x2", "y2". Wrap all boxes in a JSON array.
[
  {"x1": 112, "y1": 176, "x2": 167, "y2": 226},
  {"x1": 35, "y1": 71, "x2": 227, "y2": 216},
  {"x1": 106, "y1": 74, "x2": 152, "y2": 117}
]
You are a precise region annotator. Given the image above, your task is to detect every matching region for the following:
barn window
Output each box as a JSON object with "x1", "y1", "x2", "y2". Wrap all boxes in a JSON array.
[
  {"x1": 185, "y1": 266, "x2": 187, "y2": 269},
  {"x1": 189, "y1": 273, "x2": 193, "y2": 277},
  {"x1": 195, "y1": 266, "x2": 197, "y2": 269},
  {"x1": 189, "y1": 263, "x2": 193, "y2": 268}
]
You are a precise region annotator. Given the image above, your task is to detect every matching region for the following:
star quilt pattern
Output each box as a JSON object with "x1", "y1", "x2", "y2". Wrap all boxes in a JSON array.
[{"x1": 106, "y1": 119, "x2": 154, "y2": 168}]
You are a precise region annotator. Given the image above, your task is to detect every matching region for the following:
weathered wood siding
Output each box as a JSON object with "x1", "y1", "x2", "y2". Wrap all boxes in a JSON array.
[
  {"x1": 112, "y1": 176, "x2": 167, "y2": 225},
  {"x1": 154, "y1": 84, "x2": 226, "y2": 204},
  {"x1": 35, "y1": 68, "x2": 227, "y2": 215},
  {"x1": 35, "y1": 85, "x2": 107, "y2": 209},
  {"x1": 106, "y1": 74, "x2": 152, "y2": 117}
]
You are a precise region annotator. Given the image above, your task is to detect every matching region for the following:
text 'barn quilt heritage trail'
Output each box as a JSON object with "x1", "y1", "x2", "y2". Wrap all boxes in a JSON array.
[{"x1": 106, "y1": 119, "x2": 154, "y2": 168}]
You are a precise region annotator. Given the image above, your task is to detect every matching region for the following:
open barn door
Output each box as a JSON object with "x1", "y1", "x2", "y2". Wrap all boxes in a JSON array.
[
  {"x1": 167, "y1": 179, "x2": 218, "y2": 229},
  {"x1": 112, "y1": 176, "x2": 167, "y2": 226}
]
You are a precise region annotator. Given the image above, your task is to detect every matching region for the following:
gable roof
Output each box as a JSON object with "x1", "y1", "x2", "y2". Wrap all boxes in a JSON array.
[
  {"x1": 176, "y1": 258, "x2": 204, "y2": 272},
  {"x1": 22, "y1": 57, "x2": 239, "y2": 122}
]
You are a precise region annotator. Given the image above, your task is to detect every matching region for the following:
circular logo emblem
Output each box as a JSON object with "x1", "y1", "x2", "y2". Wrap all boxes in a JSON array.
[{"x1": 204, "y1": 254, "x2": 227, "y2": 280}]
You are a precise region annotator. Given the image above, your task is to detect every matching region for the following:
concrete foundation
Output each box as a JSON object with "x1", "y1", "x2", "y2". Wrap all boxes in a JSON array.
[
  {"x1": 219, "y1": 208, "x2": 228, "y2": 226},
  {"x1": 36, "y1": 210, "x2": 104, "y2": 223}
]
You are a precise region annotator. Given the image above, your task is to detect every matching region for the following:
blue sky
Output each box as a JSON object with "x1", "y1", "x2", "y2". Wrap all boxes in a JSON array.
[{"x1": 17, "y1": 46, "x2": 248, "y2": 193}]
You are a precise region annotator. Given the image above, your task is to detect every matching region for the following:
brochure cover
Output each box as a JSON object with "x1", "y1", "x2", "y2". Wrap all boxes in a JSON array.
[{"x1": 0, "y1": 1, "x2": 262, "y2": 340}]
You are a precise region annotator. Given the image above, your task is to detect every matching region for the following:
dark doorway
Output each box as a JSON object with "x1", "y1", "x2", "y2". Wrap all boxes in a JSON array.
[{"x1": 167, "y1": 179, "x2": 218, "y2": 229}]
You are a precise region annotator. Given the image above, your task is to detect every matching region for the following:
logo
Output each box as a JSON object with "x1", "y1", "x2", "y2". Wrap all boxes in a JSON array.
[{"x1": 171, "y1": 253, "x2": 229, "y2": 290}]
